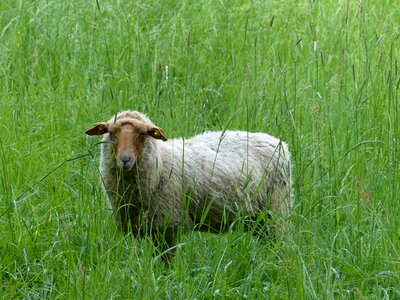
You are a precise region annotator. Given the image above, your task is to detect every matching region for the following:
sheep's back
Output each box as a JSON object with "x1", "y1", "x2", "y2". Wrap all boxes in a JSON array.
[
  {"x1": 159, "y1": 131, "x2": 290, "y2": 217},
  {"x1": 186, "y1": 131, "x2": 289, "y2": 179}
]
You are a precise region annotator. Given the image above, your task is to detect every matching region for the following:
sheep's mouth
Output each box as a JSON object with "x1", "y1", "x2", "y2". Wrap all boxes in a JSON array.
[{"x1": 122, "y1": 164, "x2": 135, "y2": 171}]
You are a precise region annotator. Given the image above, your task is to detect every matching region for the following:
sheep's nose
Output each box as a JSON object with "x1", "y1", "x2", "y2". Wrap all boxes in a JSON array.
[
  {"x1": 117, "y1": 153, "x2": 134, "y2": 169},
  {"x1": 122, "y1": 157, "x2": 131, "y2": 165}
]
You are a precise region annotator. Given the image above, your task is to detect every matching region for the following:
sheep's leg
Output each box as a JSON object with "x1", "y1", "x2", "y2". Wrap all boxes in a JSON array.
[
  {"x1": 269, "y1": 178, "x2": 292, "y2": 240},
  {"x1": 115, "y1": 205, "x2": 130, "y2": 233},
  {"x1": 151, "y1": 209, "x2": 194, "y2": 263},
  {"x1": 246, "y1": 213, "x2": 277, "y2": 244},
  {"x1": 114, "y1": 203, "x2": 142, "y2": 237},
  {"x1": 152, "y1": 226, "x2": 177, "y2": 264}
]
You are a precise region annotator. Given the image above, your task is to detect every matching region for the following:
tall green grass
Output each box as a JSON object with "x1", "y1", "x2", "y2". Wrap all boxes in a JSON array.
[{"x1": 1, "y1": 0, "x2": 399, "y2": 298}]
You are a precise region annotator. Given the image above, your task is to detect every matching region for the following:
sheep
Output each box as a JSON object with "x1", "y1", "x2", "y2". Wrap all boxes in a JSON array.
[{"x1": 85, "y1": 110, "x2": 292, "y2": 261}]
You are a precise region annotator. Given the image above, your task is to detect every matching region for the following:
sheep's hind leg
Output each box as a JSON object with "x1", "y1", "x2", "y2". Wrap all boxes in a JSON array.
[{"x1": 243, "y1": 212, "x2": 277, "y2": 244}]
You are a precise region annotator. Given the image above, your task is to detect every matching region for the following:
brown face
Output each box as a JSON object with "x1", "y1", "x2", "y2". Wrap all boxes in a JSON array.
[
  {"x1": 109, "y1": 122, "x2": 145, "y2": 170},
  {"x1": 86, "y1": 118, "x2": 167, "y2": 171}
]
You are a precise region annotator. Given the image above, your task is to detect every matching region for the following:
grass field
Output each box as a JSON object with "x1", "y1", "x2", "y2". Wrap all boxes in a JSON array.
[{"x1": 1, "y1": 0, "x2": 400, "y2": 298}]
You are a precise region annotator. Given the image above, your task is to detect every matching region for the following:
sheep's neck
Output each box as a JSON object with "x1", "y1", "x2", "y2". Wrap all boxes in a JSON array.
[{"x1": 115, "y1": 161, "x2": 159, "y2": 205}]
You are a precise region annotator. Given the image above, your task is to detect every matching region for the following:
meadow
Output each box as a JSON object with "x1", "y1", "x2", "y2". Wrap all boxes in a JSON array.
[{"x1": 1, "y1": 0, "x2": 399, "y2": 298}]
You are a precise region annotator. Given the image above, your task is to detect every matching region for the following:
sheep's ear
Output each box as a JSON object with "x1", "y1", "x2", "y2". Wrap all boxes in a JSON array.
[
  {"x1": 85, "y1": 122, "x2": 110, "y2": 136},
  {"x1": 147, "y1": 126, "x2": 167, "y2": 141}
]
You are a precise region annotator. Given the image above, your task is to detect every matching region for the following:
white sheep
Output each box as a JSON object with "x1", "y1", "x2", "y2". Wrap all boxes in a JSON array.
[{"x1": 86, "y1": 110, "x2": 292, "y2": 260}]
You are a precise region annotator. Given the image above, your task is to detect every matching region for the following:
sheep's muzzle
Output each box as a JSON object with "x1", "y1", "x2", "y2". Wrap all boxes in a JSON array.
[{"x1": 116, "y1": 151, "x2": 136, "y2": 170}]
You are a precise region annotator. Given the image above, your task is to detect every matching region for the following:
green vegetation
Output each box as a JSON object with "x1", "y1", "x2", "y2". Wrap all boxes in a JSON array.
[{"x1": 1, "y1": 0, "x2": 399, "y2": 298}]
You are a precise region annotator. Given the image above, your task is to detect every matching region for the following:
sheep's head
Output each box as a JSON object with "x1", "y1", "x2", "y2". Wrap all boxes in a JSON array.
[{"x1": 86, "y1": 117, "x2": 167, "y2": 170}]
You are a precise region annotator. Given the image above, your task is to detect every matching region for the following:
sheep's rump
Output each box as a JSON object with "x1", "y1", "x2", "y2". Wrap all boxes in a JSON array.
[{"x1": 157, "y1": 131, "x2": 291, "y2": 231}]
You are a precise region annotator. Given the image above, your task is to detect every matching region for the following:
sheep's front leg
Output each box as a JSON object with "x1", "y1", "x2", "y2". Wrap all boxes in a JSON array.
[
  {"x1": 152, "y1": 226, "x2": 177, "y2": 263},
  {"x1": 114, "y1": 202, "x2": 143, "y2": 237},
  {"x1": 151, "y1": 208, "x2": 195, "y2": 263}
]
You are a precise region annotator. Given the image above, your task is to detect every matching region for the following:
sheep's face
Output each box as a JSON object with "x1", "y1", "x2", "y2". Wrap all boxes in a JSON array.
[{"x1": 86, "y1": 117, "x2": 167, "y2": 171}]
